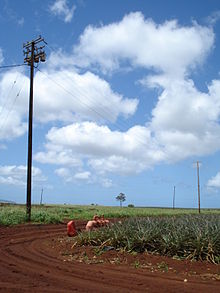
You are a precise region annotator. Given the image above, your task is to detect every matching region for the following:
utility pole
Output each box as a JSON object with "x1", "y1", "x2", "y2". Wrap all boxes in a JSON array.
[
  {"x1": 23, "y1": 36, "x2": 46, "y2": 221},
  {"x1": 40, "y1": 188, "x2": 43, "y2": 205},
  {"x1": 173, "y1": 185, "x2": 175, "y2": 209},
  {"x1": 197, "y1": 161, "x2": 201, "y2": 214}
]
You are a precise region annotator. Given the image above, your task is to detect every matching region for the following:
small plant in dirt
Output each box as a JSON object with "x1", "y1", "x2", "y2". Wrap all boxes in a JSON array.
[
  {"x1": 133, "y1": 260, "x2": 140, "y2": 268},
  {"x1": 157, "y1": 261, "x2": 169, "y2": 272}
]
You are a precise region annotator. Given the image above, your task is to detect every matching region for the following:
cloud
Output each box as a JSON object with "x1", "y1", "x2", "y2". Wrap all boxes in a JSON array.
[
  {"x1": 55, "y1": 167, "x2": 91, "y2": 182},
  {"x1": 71, "y1": 9, "x2": 216, "y2": 174},
  {"x1": 35, "y1": 150, "x2": 82, "y2": 167},
  {"x1": 74, "y1": 171, "x2": 91, "y2": 180},
  {"x1": 54, "y1": 166, "x2": 112, "y2": 187},
  {"x1": 17, "y1": 17, "x2": 24, "y2": 26},
  {"x1": 2, "y1": 2, "x2": 24, "y2": 26},
  {"x1": 2, "y1": 13, "x2": 220, "y2": 186},
  {"x1": 73, "y1": 12, "x2": 214, "y2": 76},
  {"x1": 0, "y1": 66, "x2": 138, "y2": 141},
  {"x1": 56, "y1": 167, "x2": 93, "y2": 181},
  {"x1": 0, "y1": 165, "x2": 46, "y2": 186},
  {"x1": 35, "y1": 72, "x2": 220, "y2": 176},
  {"x1": 207, "y1": 172, "x2": 220, "y2": 189},
  {"x1": 33, "y1": 69, "x2": 138, "y2": 123},
  {"x1": 49, "y1": 0, "x2": 76, "y2": 23},
  {"x1": 0, "y1": 143, "x2": 6, "y2": 150},
  {"x1": 147, "y1": 77, "x2": 220, "y2": 162},
  {"x1": 206, "y1": 11, "x2": 220, "y2": 26},
  {"x1": 0, "y1": 69, "x2": 28, "y2": 141},
  {"x1": 100, "y1": 178, "x2": 113, "y2": 188},
  {"x1": 35, "y1": 121, "x2": 165, "y2": 176},
  {"x1": 0, "y1": 48, "x2": 3, "y2": 64}
]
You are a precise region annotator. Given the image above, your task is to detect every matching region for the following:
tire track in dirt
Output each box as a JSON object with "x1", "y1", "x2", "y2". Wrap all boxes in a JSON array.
[{"x1": 0, "y1": 223, "x2": 219, "y2": 292}]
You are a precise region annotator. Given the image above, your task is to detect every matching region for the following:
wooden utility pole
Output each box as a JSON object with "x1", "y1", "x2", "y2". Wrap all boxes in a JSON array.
[
  {"x1": 23, "y1": 36, "x2": 46, "y2": 221},
  {"x1": 173, "y1": 185, "x2": 175, "y2": 209},
  {"x1": 40, "y1": 188, "x2": 43, "y2": 205},
  {"x1": 197, "y1": 161, "x2": 201, "y2": 213}
]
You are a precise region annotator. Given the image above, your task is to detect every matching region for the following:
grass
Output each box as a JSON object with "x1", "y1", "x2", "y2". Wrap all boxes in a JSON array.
[
  {"x1": 75, "y1": 215, "x2": 220, "y2": 264},
  {"x1": 0, "y1": 203, "x2": 220, "y2": 226}
]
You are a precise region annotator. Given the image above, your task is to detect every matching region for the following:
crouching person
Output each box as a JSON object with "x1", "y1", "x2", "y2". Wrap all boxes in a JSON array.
[
  {"x1": 67, "y1": 220, "x2": 77, "y2": 237},
  {"x1": 86, "y1": 220, "x2": 98, "y2": 231},
  {"x1": 100, "y1": 215, "x2": 110, "y2": 226}
]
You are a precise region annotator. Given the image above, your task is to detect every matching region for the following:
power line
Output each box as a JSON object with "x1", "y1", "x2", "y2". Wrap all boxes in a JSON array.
[
  {"x1": 0, "y1": 73, "x2": 19, "y2": 117},
  {"x1": 36, "y1": 67, "x2": 114, "y2": 124},
  {"x1": 0, "y1": 64, "x2": 26, "y2": 69},
  {"x1": 36, "y1": 56, "x2": 118, "y2": 124},
  {"x1": 38, "y1": 44, "x2": 150, "y2": 148},
  {"x1": 0, "y1": 77, "x2": 25, "y2": 132},
  {"x1": 36, "y1": 67, "x2": 150, "y2": 151},
  {"x1": 45, "y1": 43, "x2": 138, "y2": 128}
]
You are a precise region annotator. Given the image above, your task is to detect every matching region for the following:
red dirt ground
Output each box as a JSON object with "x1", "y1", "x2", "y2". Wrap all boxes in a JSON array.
[{"x1": 0, "y1": 220, "x2": 219, "y2": 292}]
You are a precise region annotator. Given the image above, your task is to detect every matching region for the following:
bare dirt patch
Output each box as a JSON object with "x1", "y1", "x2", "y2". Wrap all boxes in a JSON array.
[{"x1": 0, "y1": 220, "x2": 219, "y2": 292}]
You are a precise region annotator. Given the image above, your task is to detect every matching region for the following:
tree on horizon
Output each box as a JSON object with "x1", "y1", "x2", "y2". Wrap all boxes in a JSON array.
[{"x1": 116, "y1": 192, "x2": 126, "y2": 207}]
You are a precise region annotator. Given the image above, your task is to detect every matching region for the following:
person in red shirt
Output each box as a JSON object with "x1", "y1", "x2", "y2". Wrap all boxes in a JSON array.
[{"x1": 67, "y1": 220, "x2": 77, "y2": 236}]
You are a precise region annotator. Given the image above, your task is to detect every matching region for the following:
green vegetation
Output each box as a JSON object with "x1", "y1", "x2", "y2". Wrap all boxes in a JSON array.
[
  {"x1": 76, "y1": 215, "x2": 220, "y2": 264},
  {"x1": 0, "y1": 203, "x2": 220, "y2": 226},
  {"x1": 1, "y1": 204, "x2": 220, "y2": 263},
  {"x1": 128, "y1": 204, "x2": 135, "y2": 208}
]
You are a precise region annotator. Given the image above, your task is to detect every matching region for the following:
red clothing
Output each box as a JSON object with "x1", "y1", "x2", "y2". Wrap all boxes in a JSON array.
[{"x1": 67, "y1": 220, "x2": 77, "y2": 237}]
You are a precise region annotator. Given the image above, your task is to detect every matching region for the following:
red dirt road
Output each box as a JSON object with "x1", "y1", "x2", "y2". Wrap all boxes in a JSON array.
[{"x1": 0, "y1": 221, "x2": 219, "y2": 292}]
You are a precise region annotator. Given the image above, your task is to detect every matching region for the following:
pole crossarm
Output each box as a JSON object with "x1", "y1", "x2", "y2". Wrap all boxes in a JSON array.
[
  {"x1": 23, "y1": 36, "x2": 46, "y2": 66},
  {"x1": 23, "y1": 35, "x2": 47, "y2": 49}
]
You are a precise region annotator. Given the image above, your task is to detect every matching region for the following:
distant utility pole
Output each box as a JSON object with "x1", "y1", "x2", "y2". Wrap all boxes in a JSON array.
[
  {"x1": 23, "y1": 36, "x2": 46, "y2": 221},
  {"x1": 40, "y1": 188, "x2": 44, "y2": 205},
  {"x1": 196, "y1": 161, "x2": 201, "y2": 214},
  {"x1": 173, "y1": 185, "x2": 175, "y2": 209}
]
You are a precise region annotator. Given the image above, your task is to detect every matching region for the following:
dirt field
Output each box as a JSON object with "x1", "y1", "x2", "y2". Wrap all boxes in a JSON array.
[{"x1": 0, "y1": 220, "x2": 219, "y2": 292}]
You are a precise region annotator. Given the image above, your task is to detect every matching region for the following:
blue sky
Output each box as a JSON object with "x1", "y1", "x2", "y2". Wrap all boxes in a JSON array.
[{"x1": 1, "y1": 0, "x2": 220, "y2": 208}]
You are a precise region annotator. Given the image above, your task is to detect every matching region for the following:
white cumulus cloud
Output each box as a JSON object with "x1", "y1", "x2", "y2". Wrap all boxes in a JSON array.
[
  {"x1": 0, "y1": 70, "x2": 28, "y2": 141},
  {"x1": 147, "y1": 77, "x2": 220, "y2": 162},
  {"x1": 34, "y1": 73, "x2": 220, "y2": 176},
  {"x1": 0, "y1": 165, "x2": 46, "y2": 186},
  {"x1": 0, "y1": 66, "x2": 138, "y2": 141},
  {"x1": 34, "y1": 121, "x2": 165, "y2": 175},
  {"x1": 49, "y1": 0, "x2": 76, "y2": 23},
  {"x1": 2, "y1": 13, "x2": 220, "y2": 187},
  {"x1": 33, "y1": 69, "x2": 138, "y2": 123},
  {"x1": 207, "y1": 172, "x2": 220, "y2": 189},
  {"x1": 0, "y1": 48, "x2": 3, "y2": 65},
  {"x1": 73, "y1": 12, "x2": 214, "y2": 76},
  {"x1": 54, "y1": 166, "x2": 112, "y2": 187}
]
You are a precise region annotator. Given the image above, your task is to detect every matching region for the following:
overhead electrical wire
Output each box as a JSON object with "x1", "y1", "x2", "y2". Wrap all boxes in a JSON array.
[
  {"x1": 43, "y1": 44, "x2": 150, "y2": 147},
  {"x1": 0, "y1": 64, "x2": 27, "y2": 70},
  {"x1": 36, "y1": 67, "x2": 116, "y2": 125},
  {"x1": 0, "y1": 73, "x2": 19, "y2": 117},
  {"x1": 45, "y1": 44, "x2": 132, "y2": 127},
  {"x1": 0, "y1": 46, "x2": 150, "y2": 151},
  {"x1": 36, "y1": 66, "x2": 152, "y2": 151},
  {"x1": 0, "y1": 72, "x2": 26, "y2": 133},
  {"x1": 45, "y1": 44, "x2": 124, "y2": 124}
]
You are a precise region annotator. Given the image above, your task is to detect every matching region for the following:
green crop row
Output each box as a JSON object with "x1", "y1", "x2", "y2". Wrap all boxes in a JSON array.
[
  {"x1": 76, "y1": 215, "x2": 220, "y2": 264},
  {"x1": 0, "y1": 204, "x2": 220, "y2": 226}
]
